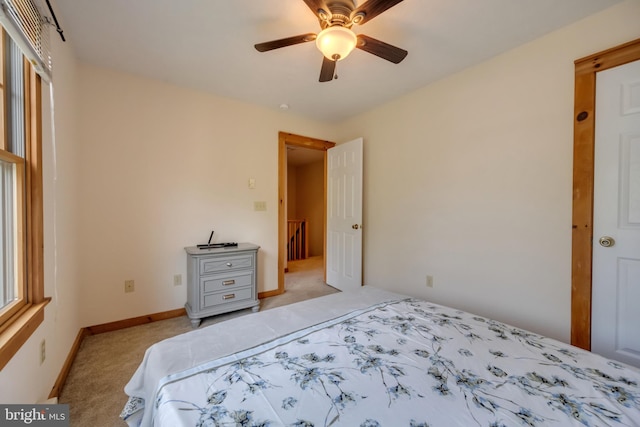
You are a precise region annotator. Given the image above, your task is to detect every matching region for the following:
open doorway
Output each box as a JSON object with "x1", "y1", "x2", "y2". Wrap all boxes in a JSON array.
[
  {"x1": 286, "y1": 145, "x2": 324, "y2": 263},
  {"x1": 275, "y1": 132, "x2": 336, "y2": 297},
  {"x1": 286, "y1": 144, "x2": 324, "y2": 282}
]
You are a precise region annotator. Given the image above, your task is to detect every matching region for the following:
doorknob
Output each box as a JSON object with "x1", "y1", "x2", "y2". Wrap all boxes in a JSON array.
[
  {"x1": 352, "y1": 224, "x2": 360, "y2": 230},
  {"x1": 599, "y1": 236, "x2": 615, "y2": 247}
]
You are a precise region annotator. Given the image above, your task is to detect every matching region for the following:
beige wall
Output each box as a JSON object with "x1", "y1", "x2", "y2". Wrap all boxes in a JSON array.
[
  {"x1": 75, "y1": 64, "x2": 337, "y2": 326},
  {"x1": 335, "y1": 0, "x2": 640, "y2": 342},
  {"x1": 295, "y1": 161, "x2": 324, "y2": 257},
  {"x1": 287, "y1": 160, "x2": 324, "y2": 257},
  {"x1": 287, "y1": 164, "x2": 297, "y2": 219}
]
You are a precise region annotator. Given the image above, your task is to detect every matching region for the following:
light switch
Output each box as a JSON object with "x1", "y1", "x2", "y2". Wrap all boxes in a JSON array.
[
  {"x1": 248, "y1": 178, "x2": 256, "y2": 189},
  {"x1": 254, "y1": 201, "x2": 267, "y2": 211}
]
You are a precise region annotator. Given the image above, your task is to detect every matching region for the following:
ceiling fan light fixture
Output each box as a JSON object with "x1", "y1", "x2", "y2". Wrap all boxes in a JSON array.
[{"x1": 316, "y1": 26, "x2": 357, "y2": 61}]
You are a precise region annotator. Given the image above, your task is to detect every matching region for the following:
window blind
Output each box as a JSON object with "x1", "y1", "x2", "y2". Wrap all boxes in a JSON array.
[{"x1": 0, "y1": 0, "x2": 51, "y2": 79}]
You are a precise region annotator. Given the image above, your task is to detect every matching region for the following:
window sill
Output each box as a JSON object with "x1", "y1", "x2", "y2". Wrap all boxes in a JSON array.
[{"x1": 0, "y1": 297, "x2": 51, "y2": 370}]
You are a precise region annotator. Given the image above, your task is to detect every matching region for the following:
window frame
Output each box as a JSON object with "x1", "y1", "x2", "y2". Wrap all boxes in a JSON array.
[
  {"x1": 0, "y1": 27, "x2": 48, "y2": 371},
  {"x1": 0, "y1": 149, "x2": 26, "y2": 326}
]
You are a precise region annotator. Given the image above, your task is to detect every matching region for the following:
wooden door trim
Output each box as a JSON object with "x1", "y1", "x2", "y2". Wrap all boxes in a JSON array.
[
  {"x1": 571, "y1": 38, "x2": 640, "y2": 350},
  {"x1": 273, "y1": 132, "x2": 336, "y2": 298}
]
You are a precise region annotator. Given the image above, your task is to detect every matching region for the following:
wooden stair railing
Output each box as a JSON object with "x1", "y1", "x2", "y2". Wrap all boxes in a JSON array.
[{"x1": 287, "y1": 219, "x2": 308, "y2": 261}]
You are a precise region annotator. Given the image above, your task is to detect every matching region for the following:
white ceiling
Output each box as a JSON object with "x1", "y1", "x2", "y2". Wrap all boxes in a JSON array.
[{"x1": 52, "y1": 0, "x2": 620, "y2": 123}]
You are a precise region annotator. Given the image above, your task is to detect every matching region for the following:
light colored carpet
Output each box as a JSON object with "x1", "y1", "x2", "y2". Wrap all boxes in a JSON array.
[{"x1": 58, "y1": 256, "x2": 338, "y2": 427}]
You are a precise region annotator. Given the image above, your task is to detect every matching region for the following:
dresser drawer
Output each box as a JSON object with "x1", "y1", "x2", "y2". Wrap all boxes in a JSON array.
[
  {"x1": 201, "y1": 270, "x2": 253, "y2": 294},
  {"x1": 202, "y1": 287, "x2": 253, "y2": 309},
  {"x1": 185, "y1": 243, "x2": 260, "y2": 327},
  {"x1": 199, "y1": 254, "x2": 253, "y2": 274}
]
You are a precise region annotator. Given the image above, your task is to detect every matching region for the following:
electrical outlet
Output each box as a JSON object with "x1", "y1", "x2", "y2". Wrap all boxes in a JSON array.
[
  {"x1": 40, "y1": 339, "x2": 46, "y2": 365},
  {"x1": 426, "y1": 275, "x2": 434, "y2": 288},
  {"x1": 125, "y1": 280, "x2": 135, "y2": 293},
  {"x1": 173, "y1": 274, "x2": 182, "y2": 286}
]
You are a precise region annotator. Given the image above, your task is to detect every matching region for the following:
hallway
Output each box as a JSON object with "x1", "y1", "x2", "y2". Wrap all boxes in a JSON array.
[{"x1": 262, "y1": 256, "x2": 339, "y2": 311}]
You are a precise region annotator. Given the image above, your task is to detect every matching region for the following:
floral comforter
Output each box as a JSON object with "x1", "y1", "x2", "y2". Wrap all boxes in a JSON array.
[{"x1": 123, "y1": 298, "x2": 640, "y2": 426}]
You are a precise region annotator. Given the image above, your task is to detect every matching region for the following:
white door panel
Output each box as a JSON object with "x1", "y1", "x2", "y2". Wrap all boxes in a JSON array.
[
  {"x1": 326, "y1": 138, "x2": 363, "y2": 291},
  {"x1": 592, "y1": 59, "x2": 640, "y2": 368}
]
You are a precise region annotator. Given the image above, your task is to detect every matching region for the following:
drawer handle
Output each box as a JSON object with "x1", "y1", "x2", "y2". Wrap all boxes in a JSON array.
[
  {"x1": 226, "y1": 263, "x2": 233, "y2": 267},
  {"x1": 222, "y1": 280, "x2": 235, "y2": 286},
  {"x1": 223, "y1": 293, "x2": 236, "y2": 300}
]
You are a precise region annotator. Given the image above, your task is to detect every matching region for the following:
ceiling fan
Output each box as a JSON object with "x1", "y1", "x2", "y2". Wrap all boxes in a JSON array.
[{"x1": 254, "y1": 0, "x2": 408, "y2": 82}]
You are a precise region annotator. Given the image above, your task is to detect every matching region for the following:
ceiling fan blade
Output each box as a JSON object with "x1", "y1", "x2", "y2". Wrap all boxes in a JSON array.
[
  {"x1": 319, "y1": 57, "x2": 336, "y2": 82},
  {"x1": 356, "y1": 34, "x2": 407, "y2": 64},
  {"x1": 351, "y1": 0, "x2": 404, "y2": 25},
  {"x1": 254, "y1": 33, "x2": 317, "y2": 52}
]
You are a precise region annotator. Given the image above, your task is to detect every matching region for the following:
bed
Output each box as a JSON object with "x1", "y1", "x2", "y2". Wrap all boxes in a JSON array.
[{"x1": 121, "y1": 286, "x2": 640, "y2": 426}]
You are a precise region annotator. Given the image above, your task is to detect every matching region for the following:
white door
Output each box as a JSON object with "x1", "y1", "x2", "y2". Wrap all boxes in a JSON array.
[
  {"x1": 326, "y1": 138, "x2": 363, "y2": 291},
  {"x1": 592, "y1": 59, "x2": 640, "y2": 368}
]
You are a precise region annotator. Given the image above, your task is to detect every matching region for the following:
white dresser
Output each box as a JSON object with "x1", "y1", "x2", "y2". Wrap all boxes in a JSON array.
[{"x1": 185, "y1": 243, "x2": 260, "y2": 327}]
